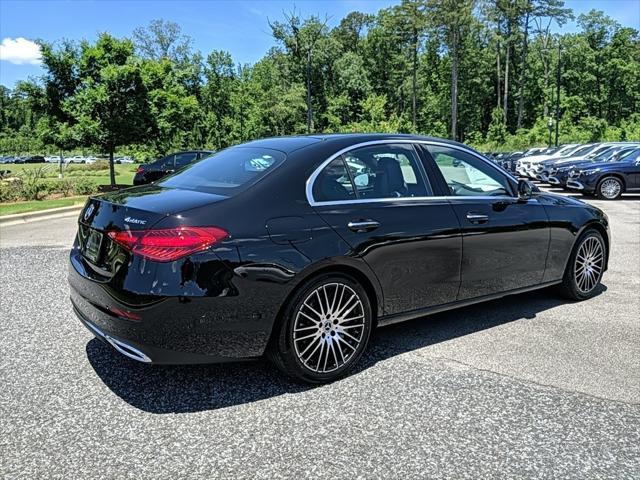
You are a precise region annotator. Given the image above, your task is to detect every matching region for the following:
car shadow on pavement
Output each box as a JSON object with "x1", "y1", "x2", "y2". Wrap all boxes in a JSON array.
[{"x1": 87, "y1": 284, "x2": 606, "y2": 414}]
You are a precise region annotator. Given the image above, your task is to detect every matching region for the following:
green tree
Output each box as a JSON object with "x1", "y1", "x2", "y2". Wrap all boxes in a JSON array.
[{"x1": 69, "y1": 33, "x2": 152, "y2": 186}]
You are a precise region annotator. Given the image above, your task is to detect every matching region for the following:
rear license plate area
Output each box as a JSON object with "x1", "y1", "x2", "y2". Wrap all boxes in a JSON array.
[{"x1": 83, "y1": 229, "x2": 103, "y2": 263}]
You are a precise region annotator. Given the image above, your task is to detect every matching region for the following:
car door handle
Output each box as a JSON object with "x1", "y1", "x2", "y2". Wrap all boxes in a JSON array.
[
  {"x1": 466, "y1": 213, "x2": 489, "y2": 224},
  {"x1": 347, "y1": 220, "x2": 380, "y2": 233}
]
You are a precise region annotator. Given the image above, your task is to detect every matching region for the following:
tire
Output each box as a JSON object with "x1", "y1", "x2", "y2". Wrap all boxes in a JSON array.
[
  {"x1": 269, "y1": 273, "x2": 373, "y2": 384},
  {"x1": 558, "y1": 229, "x2": 606, "y2": 301},
  {"x1": 595, "y1": 176, "x2": 623, "y2": 200}
]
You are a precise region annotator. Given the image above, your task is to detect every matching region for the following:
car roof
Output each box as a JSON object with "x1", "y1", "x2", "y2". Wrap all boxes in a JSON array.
[{"x1": 238, "y1": 133, "x2": 469, "y2": 154}]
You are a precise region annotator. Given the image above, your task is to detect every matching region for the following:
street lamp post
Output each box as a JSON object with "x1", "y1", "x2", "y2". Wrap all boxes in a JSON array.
[{"x1": 547, "y1": 118, "x2": 554, "y2": 147}]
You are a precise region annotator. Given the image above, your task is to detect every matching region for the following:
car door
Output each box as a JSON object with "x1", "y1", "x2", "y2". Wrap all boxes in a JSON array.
[
  {"x1": 309, "y1": 142, "x2": 462, "y2": 316},
  {"x1": 422, "y1": 143, "x2": 550, "y2": 300}
]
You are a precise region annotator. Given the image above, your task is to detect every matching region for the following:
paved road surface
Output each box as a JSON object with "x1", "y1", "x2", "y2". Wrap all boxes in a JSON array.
[{"x1": 1, "y1": 194, "x2": 639, "y2": 479}]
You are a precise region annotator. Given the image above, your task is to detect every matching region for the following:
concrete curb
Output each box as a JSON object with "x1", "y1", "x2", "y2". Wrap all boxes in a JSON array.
[{"x1": 0, "y1": 205, "x2": 84, "y2": 228}]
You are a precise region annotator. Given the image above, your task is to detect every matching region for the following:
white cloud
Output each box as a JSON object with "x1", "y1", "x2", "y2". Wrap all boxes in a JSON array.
[{"x1": 0, "y1": 38, "x2": 42, "y2": 65}]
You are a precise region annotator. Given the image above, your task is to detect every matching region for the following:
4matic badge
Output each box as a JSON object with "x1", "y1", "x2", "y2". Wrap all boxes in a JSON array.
[{"x1": 124, "y1": 216, "x2": 147, "y2": 225}]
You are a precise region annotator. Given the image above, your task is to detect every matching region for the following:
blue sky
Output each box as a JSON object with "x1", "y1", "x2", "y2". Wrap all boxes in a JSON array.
[{"x1": 1, "y1": 0, "x2": 639, "y2": 87}]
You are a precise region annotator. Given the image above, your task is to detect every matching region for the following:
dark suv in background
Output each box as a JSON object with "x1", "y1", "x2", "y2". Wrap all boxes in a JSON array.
[{"x1": 133, "y1": 150, "x2": 213, "y2": 185}]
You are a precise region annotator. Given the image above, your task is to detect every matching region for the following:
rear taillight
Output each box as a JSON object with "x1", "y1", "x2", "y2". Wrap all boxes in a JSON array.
[
  {"x1": 107, "y1": 227, "x2": 228, "y2": 262},
  {"x1": 135, "y1": 166, "x2": 145, "y2": 173}
]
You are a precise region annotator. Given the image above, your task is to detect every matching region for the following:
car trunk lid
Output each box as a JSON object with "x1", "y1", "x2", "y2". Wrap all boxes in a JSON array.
[{"x1": 77, "y1": 185, "x2": 228, "y2": 275}]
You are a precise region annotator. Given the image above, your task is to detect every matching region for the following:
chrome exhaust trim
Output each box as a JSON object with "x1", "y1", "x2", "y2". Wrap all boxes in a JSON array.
[{"x1": 85, "y1": 320, "x2": 152, "y2": 363}]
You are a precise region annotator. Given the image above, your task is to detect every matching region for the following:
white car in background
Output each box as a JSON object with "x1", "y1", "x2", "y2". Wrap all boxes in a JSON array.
[
  {"x1": 516, "y1": 143, "x2": 593, "y2": 178},
  {"x1": 115, "y1": 156, "x2": 135, "y2": 164},
  {"x1": 516, "y1": 144, "x2": 583, "y2": 177}
]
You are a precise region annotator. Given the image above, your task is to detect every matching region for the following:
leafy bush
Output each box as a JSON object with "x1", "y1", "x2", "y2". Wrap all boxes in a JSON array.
[
  {"x1": 66, "y1": 161, "x2": 110, "y2": 172},
  {"x1": 0, "y1": 180, "x2": 22, "y2": 202},
  {"x1": 72, "y1": 178, "x2": 99, "y2": 195}
]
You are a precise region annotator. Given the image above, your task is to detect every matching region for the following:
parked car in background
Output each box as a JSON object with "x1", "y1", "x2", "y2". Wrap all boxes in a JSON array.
[
  {"x1": 533, "y1": 143, "x2": 638, "y2": 181},
  {"x1": 45, "y1": 155, "x2": 62, "y2": 163},
  {"x1": 115, "y1": 156, "x2": 135, "y2": 164},
  {"x1": 548, "y1": 145, "x2": 639, "y2": 187},
  {"x1": 567, "y1": 147, "x2": 640, "y2": 199},
  {"x1": 516, "y1": 144, "x2": 581, "y2": 176},
  {"x1": 133, "y1": 150, "x2": 213, "y2": 185},
  {"x1": 24, "y1": 155, "x2": 46, "y2": 163},
  {"x1": 66, "y1": 155, "x2": 86, "y2": 163}
]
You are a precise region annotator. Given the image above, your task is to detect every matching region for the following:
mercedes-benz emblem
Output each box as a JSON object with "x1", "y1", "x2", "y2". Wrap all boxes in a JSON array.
[{"x1": 84, "y1": 203, "x2": 95, "y2": 221}]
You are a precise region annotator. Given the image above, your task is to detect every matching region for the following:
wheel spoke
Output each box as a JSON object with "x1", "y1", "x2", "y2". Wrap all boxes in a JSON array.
[
  {"x1": 314, "y1": 340, "x2": 325, "y2": 372},
  {"x1": 294, "y1": 325, "x2": 317, "y2": 333},
  {"x1": 322, "y1": 339, "x2": 330, "y2": 372},
  {"x1": 295, "y1": 332, "x2": 319, "y2": 342},
  {"x1": 339, "y1": 323, "x2": 365, "y2": 330},
  {"x1": 339, "y1": 314, "x2": 364, "y2": 324},
  {"x1": 335, "y1": 334, "x2": 356, "y2": 351},
  {"x1": 335, "y1": 294, "x2": 357, "y2": 318},
  {"x1": 315, "y1": 290, "x2": 326, "y2": 317},
  {"x1": 300, "y1": 335, "x2": 321, "y2": 360},
  {"x1": 302, "y1": 302, "x2": 323, "y2": 321},
  {"x1": 330, "y1": 283, "x2": 339, "y2": 313},
  {"x1": 334, "y1": 336, "x2": 346, "y2": 363},
  {"x1": 340, "y1": 330, "x2": 362, "y2": 344}
]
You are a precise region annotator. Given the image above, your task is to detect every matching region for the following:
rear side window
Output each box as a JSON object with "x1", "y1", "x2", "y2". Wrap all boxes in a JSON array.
[
  {"x1": 312, "y1": 158, "x2": 355, "y2": 202},
  {"x1": 312, "y1": 143, "x2": 431, "y2": 203},
  {"x1": 156, "y1": 154, "x2": 175, "y2": 169},
  {"x1": 159, "y1": 147, "x2": 285, "y2": 195},
  {"x1": 175, "y1": 152, "x2": 198, "y2": 167}
]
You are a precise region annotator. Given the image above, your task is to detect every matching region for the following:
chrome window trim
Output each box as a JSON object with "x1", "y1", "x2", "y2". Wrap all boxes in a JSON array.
[{"x1": 306, "y1": 139, "x2": 518, "y2": 207}]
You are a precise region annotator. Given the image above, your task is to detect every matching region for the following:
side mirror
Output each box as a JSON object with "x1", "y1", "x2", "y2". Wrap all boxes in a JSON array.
[{"x1": 517, "y1": 179, "x2": 534, "y2": 201}]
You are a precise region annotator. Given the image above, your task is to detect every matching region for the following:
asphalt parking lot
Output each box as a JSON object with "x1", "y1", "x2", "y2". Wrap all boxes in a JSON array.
[{"x1": 1, "y1": 189, "x2": 639, "y2": 479}]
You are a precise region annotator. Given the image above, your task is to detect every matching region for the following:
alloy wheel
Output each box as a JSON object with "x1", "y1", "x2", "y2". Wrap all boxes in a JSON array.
[
  {"x1": 599, "y1": 178, "x2": 621, "y2": 199},
  {"x1": 293, "y1": 282, "x2": 366, "y2": 374},
  {"x1": 574, "y1": 236, "x2": 604, "y2": 294}
]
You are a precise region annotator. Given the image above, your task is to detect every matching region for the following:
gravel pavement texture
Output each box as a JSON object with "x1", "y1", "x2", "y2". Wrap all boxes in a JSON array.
[{"x1": 1, "y1": 191, "x2": 639, "y2": 479}]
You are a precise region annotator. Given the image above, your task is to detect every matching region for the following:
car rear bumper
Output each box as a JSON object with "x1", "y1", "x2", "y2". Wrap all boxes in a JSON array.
[
  {"x1": 69, "y1": 248, "x2": 275, "y2": 364},
  {"x1": 73, "y1": 302, "x2": 246, "y2": 364}
]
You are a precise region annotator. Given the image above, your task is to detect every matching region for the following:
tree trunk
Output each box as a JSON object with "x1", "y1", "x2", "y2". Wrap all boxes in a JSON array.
[
  {"x1": 451, "y1": 31, "x2": 459, "y2": 141},
  {"x1": 503, "y1": 25, "x2": 511, "y2": 126},
  {"x1": 109, "y1": 147, "x2": 116, "y2": 187},
  {"x1": 412, "y1": 24, "x2": 418, "y2": 131},
  {"x1": 59, "y1": 149, "x2": 64, "y2": 179},
  {"x1": 516, "y1": 9, "x2": 530, "y2": 130},
  {"x1": 543, "y1": 58, "x2": 550, "y2": 118},
  {"x1": 306, "y1": 48, "x2": 312, "y2": 133},
  {"x1": 496, "y1": 39, "x2": 502, "y2": 109}
]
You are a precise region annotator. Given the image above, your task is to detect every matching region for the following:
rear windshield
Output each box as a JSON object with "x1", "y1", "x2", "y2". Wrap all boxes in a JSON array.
[{"x1": 159, "y1": 147, "x2": 285, "y2": 195}]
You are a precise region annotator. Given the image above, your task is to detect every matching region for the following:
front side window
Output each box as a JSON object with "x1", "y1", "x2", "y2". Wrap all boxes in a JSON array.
[
  {"x1": 428, "y1": 145, "x2": 511, "y2": 197},
  {"x1": 159, "y1": 147, "x2": 285, "y2": 195}
]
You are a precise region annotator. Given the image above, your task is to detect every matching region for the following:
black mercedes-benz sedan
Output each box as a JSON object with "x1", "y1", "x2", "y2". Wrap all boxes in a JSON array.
[{"x1": 69, "y1": 134, "x2": 610, "y2": 383}]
